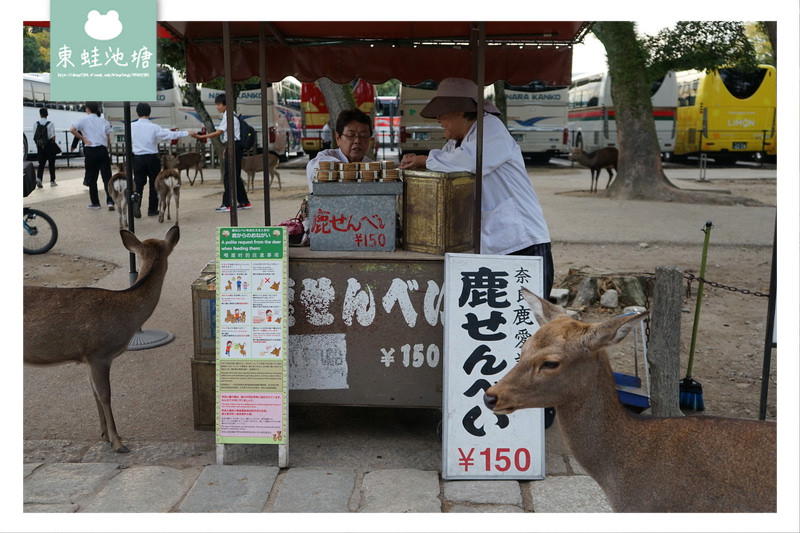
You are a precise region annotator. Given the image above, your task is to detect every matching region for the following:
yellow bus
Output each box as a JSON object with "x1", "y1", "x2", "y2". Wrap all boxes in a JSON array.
[{"x1": 674, "y1": 65, "x2": 776, "y2": 162}]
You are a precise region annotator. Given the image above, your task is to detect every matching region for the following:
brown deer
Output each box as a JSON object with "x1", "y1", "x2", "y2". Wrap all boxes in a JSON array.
[
  {"x1": 484, "y1": 289, "x2": 776, "y2": 513},
  {"x1": 242, "y1": 152, "x2": 281, "y2": 192},
  {"x1": 106, "y1": 164, "x2": 129, "y2": 229},
  {"x1": 155, "y1": 168, "x2": 180, "y2": 224},
  {"x1": 568, "y1": 147, "x2": 618, "y2": 193},
  {"x1": 162, "y1": 151, "x2": 204, "y2": 185},
  {"x1": 23, "y1": 226, "x2": 180, "y2": 453}
]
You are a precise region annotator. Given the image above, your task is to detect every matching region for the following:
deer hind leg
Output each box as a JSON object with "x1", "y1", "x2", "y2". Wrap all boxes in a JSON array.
[
  {"x1": 590, "y1": 169, "x2": 598, "y2": 193},
  {"x1": 605, "y1": 168, "x2": 615, "y2": 189},
  {"x1": 88, "y1": 359, "x2": 129, "y2": 453},
  {"x1": 185, "y1": 168, "x2": 195, "y2": 186},
  {"x1": 158, "y1": 192, "x2": 167, "y2": 223},
  {"x1": 173, "y1": 188, "x2": 179, "y2": 225}
]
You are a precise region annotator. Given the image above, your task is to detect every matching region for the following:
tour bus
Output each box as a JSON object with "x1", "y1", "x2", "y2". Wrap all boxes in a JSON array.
[
  {"x1": 102, "y1": 66, "x2": 200, "y2": 152},
  {"x1": 23, "y1": 73, "x2": 86, "y2": 159},
  {"x1": 398, "y1": 80, "x2": 443, "y2": 156},
  {"x1": 301, "y1": 79, "x2": 376, "y2": 158},
  {"x1": 375, "y1": 95, "x2": 400, "y2": 149},
  {"x1": 568, "y1": 71, "x2": 678, "y2": 157},
  {"x1": 103, "y1": 67, "x2": 303, "y2": 159},
  {"x1": 201, "y1": 76, "x2": 303, "y2": 160},
  {"x1": 486, "y1": 81, "x2": 570, "y2": 161},
  {"x1": 673, "y1": 65, "x2": 776, "y2": 162}
]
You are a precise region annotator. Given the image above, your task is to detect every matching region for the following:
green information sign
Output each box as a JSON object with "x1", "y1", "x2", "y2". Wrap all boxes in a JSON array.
[
  {"x1": 215, "y1": 227, "x2": 289, "y2": 445},
  {"x1": 50, "y1": 0, "x2": 156, "y2": 101}
]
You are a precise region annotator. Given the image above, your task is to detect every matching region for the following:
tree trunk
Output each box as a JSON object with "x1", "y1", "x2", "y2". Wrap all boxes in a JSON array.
[{"x1": 591, "y1": 22, "x2": 686, "y2": 201}]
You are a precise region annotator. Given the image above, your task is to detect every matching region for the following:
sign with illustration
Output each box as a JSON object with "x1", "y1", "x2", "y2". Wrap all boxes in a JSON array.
[
  {"x1": 216, "y1": 227, "x2": 288, "y2": 445},
  {"x1": 442, "y1": 253, "x2": 545, "y2": 480},
  {"x1": 50, "y1": 0, "x2": 156, "y2": 100}
]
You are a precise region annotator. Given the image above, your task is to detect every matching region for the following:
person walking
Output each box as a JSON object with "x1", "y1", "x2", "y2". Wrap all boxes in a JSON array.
[
  {"x1": 131, "y1": 102, "x2": 194, "y2": 217},
  {"x1": 34, "y1": 108, "x2": 60, "y2": 187},
  {"x1": 69, "y1": 102, "x2": 115, "y2": 210},
  {"x1": 193, "y1": 94, "x2": 251, "y2": 212}
]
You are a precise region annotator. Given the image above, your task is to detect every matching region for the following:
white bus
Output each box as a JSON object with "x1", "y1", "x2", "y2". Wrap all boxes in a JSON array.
[
  {"x1": 102, "y1": 66, "x2": 200, "y2": 152},
  {"x1": 568, "y1": 71, "x2": 678, "y2": 156},
  {"x1": 486, "y1": 81, "x2": 570, "y2": 161},
  {"x1": 103, "y1": 67, "x2": 303, "y2": 159},
  {"x1": 201, "y1": 77, "x2": 303, "y2": 160},
  {"x1": 23, "y1": 73, "x2": 86, "y2": 159},
  {"x1": 398, "y1": 81, "x2": 444, "y2": 156}
]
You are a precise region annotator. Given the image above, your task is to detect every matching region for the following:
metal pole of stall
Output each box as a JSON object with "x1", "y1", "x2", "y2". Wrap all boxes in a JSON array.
[
  {"x1": 259, "y1": 22, "x2": 273, "y2": 226},
  {"x1": 759, "y1": 220, "x2": 777, "y2": 420},
  {"x1": 122, "y1": 101, "x2": 174, "y2": 350},
  {"x1": 223, "y1": 22, "x2": 239, "y2": 227},
  {"x1": 470, "y1": 22, "x2": 486, "y2": 254}
]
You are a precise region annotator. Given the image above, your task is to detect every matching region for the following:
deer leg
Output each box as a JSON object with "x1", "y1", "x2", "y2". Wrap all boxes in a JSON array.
[
  {"x1": 198, "y1": 166, "x2": 203, "y2": 185},
  {"x1": 590, "y1": 170, "x2": 597, "y2": 193},
  {"x1": 605, "y1": 168, "x2": 614, "y2": 189},
  {"x1": 174, "y1": 189, "x2": 179, "y2": 225},
  {"x1": 186, "y1": 168, "x2": 195, "y2": 187},
  {"x1": 158, "y1": 194, "x2": 166, "y2": 223},
  {"x1": 275, "y1": 169, "x2": 281, "y2": 191},
  {"x1": 88, "y1": 359, "x2": 129, "y2": 453}
]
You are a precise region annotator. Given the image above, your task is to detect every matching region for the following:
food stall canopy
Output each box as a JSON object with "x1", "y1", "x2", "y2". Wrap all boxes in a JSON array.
[{"x1": 160, "y1": 21, "x2": 591, "y2": 85}]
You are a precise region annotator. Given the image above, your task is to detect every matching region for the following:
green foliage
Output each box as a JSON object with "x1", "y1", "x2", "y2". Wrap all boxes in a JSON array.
[
  {"x1": 375, "y1": 79, "x2": 399, "y2": 96},
  {"x1": 23, "y1": 27, "x2": 48, "y2": 72},
  {"x1": 641, "y1": 21, "x2": 759, "y2": 80}
]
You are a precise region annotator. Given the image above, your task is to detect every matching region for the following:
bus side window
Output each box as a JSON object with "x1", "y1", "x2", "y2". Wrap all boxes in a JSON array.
[{"x1": 587, "y1": 97, "x2": 598, "y2": 107}]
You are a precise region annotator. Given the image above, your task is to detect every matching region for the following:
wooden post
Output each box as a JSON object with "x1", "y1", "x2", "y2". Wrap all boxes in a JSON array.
[{"x1": 648, "y1": 266, "x2": 684, "y2": 417}]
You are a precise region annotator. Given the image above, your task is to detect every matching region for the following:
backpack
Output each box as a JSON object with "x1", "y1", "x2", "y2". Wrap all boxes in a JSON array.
[
  {"x1": 236, "y1": 114, "x2": 256, "y2": 150},
  {"x1": 34, "y1": 121, "x2": 50, "y2": 151}
]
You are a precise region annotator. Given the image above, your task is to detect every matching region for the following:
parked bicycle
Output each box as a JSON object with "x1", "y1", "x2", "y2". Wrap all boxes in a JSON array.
[
  {"x1": 23, "y1": 207, "x2": 58, "y2": 254},
  {"x1": 23, "y1": 161, "x2": 58, "y2": 254}
]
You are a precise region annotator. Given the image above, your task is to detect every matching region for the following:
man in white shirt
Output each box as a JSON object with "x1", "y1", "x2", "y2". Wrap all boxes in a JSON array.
[
  {"x1": 194, "y1": 94, "x2": 251, "y2": 212},
  {"x1": 69, "y1": 102, "x2": 114, "y2": 210},
  {"x1": 131, "y1": 102, "x2": 194, "y2": 217}
]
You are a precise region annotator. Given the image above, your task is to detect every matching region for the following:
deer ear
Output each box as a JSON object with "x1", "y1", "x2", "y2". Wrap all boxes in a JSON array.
[
  {"x1": 521, "y1": 287, "x2": 567, "y2": 326},
  {"x1": 164, "y1": 225, "x2": 180, "y2": 251},
  {"x1": 587, "y1": 312, "x2": 649, "y2": 350},
  {"x1": 120, "y1": 229, "x2": 142, "y2": 252}
]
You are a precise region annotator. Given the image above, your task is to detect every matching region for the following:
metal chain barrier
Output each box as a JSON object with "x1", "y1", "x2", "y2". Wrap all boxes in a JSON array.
[{"x1": 683, "y1": 272, "x2": 770, "y2": 298}]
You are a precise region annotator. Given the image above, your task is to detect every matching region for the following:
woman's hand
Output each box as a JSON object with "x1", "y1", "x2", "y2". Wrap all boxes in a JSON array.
[{"x1": 399, "y1": 153, "x2": 427, "y2": 170}]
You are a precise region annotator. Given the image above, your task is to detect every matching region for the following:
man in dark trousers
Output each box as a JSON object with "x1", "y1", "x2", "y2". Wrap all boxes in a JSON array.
[
  {"x1": 131, "y1": 102, "x2": 194, "y2": 217},
  {"x1": 193, "y1": 94, "x2": 251, "y2": 212},
  {"x1": 69, "y1": 102, "x2": 114, "y2": 210},
  {"x1": 34, "y1": 107, "x2": 59, "y2": 187}
]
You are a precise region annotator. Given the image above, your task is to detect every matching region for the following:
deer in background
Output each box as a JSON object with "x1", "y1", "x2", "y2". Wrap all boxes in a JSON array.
[
  {"x1": 155, "y1": 168, "x2": 180, "y2": 225},
  {"x1": 162, "y1": 152, "x2": 204, "y2": 185},
  {"x1": 242, "y1": 152, "x2": 281, "y2": 192},
  {"x1": 23, "y1": 226, "x2": 180, "y2": 453},
  {"x1": 106, "y1": 163, "x2": 129, "y2": 230},
  {"x1": 568, "y1": 146, "x2": 618, "y2": 193},
  {"x1": 484, "y1": 289, "x2": 776, "y2": 512}
]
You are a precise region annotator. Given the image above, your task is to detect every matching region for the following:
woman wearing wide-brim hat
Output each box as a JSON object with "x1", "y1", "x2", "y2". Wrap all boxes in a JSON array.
[{"x1": 399, "y1": 77, "x2": 554, "y2": 299}]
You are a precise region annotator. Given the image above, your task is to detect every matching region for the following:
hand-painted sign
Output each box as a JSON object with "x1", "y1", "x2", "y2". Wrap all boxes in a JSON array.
[{"x1": 443, "y1": 253, "x2": 545, "y2": 480}]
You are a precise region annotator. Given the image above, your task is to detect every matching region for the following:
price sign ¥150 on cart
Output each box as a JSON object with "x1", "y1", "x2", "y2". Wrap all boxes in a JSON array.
[
  {"x1": 216, "y1": 227, "x2": 288, "y2": 445},
  {"x1": 442, "y1": 253, "x2": 545, "y2": 480}
]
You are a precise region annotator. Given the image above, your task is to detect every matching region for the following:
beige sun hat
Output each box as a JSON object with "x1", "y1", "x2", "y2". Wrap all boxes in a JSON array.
[{"x1": 420, "y1": 77, "x2": 501, "y2": 118}]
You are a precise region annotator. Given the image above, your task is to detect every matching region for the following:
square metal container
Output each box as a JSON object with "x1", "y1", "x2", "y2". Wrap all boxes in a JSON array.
[{"x1": 402, "y1": 170, "x2": 475, "y2": 255}]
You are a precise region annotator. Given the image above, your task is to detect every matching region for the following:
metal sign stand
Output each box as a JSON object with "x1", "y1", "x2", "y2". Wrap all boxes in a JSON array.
[{"x1": 121, "y1": 101, "x2": 175, "y2": 351}]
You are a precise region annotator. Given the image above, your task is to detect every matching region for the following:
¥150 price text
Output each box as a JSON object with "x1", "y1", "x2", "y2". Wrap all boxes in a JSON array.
[{"x1": 457, "y1": 447, "x2": 532, "y2": 473}]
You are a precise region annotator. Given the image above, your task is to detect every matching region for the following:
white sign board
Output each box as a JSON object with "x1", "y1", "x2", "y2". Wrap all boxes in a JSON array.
[{"x1": 442, "y1": 253, "x2": 545, "y2": 480}]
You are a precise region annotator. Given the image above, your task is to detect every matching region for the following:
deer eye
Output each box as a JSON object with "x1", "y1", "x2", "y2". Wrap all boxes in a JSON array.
[{"x1": 541, "y1": 361, "x2": 560, "y2": 370}]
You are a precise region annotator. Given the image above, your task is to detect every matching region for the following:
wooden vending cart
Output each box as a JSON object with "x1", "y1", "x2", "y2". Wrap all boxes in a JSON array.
[{"x1": 167, "y1": 21, "x2": 590, "y2": 424}]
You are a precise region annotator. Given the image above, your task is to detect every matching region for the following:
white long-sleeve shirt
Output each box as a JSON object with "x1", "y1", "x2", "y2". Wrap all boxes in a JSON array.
[
  {"x1": 71, "y1": 113, "x2": 111, "y2": 147},
  {"x1": 425, "y1": 113, "x2": 550, "y2": 255},
  {"x1": 305, "y1": 148, "x2": 373, "y2": 193},
  {"x1": 131, "y1": 117, "x2": 190, "y2": 155}
]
